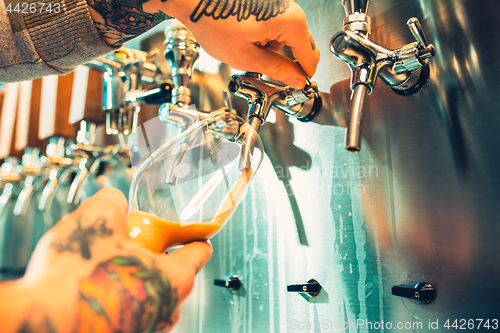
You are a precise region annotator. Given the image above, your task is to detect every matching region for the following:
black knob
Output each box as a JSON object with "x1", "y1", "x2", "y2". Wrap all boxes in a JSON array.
[
  {"x1": 138, "y1": 82, "x2": 174, "y2": 105},
  {"x1": 392, "y1": 282, "x2": 436, "y2": 305},
  {"x1": 287, "y1": 279, "x2": 322, "y2": 297},
  {"x1": 214, "y1": 276, "x2": 242, "y2": 292}
]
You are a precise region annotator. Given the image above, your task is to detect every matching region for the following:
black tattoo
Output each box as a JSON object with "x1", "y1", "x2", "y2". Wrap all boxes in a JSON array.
[
  {"x1": 190, "y1": 0, "x2": 290, "y2": 22},
  {"x1": 17, "y1": 310, "x2": 56, "y2": 333},
  {"x1": 310, "y1": 34, "x2": 316, "y2": 51},
  {"x1": 52, "y1": 217, "x2": 113, "y2": 260},
  {"x1": 87, "y1": 0, "x2": 172, "y2": 46}
]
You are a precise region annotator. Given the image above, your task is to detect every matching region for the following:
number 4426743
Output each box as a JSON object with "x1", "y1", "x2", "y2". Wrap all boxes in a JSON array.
[
  {"x1": 6, "y1": 2, "x2": 61, "y2": 14},
  {"x1": 444, "y1": 319, "x2": 499, "y2": 330}
]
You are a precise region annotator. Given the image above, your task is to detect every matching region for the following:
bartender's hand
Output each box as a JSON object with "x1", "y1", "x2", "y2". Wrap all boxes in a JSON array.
[
  {"x1": 88, "y1": 0, "x2": 319, "y2": 88},
  {"x1": 0, "y1": 188, "x2": 212, "y2": 333}
]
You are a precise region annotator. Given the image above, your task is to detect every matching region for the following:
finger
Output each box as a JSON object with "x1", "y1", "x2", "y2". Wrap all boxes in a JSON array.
[
  {"x1": 279, "y1": 3, "x2": 320, "y2": 78},
  {"x1": 256, "y1": 40, "x2": 285, "y2": 53},
  {"x1": 242, "y1": 45, "x2": 307, "y2": 89},
  {"x1": 156, "y1": 241, "x2": 213, "y2": 300}
]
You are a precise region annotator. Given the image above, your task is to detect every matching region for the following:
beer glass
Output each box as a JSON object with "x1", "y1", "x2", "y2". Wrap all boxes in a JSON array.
[{"x1": 127, "y1": 111, "x2": 264, "y2": 253}]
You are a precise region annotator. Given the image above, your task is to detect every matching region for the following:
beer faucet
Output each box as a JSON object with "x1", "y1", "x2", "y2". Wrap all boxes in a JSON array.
[
  {"x1": 91, "y1": 47, "x2": 172, "y2": 137},
  {"x1": 0, "y1": 158, "x2": 22, "y2": 217},
  {"x1": 330, "y1": 0, "x2": 435, "y2": 152},
  {"x1": 158, "y1": 21, "x2": 223, "y2": 184},
  {"x1": 228, "y1": 68, "x2": 321, "y2": 169},
  {"x1": 38, "y1": 137, "x2": 74, "y2": 211},
  {"x1": 65, "y1": 120, "x2": 129, "y2": 205},
  {"x1": 12, "y1": 148, "x2": 44, "y2": 216}
]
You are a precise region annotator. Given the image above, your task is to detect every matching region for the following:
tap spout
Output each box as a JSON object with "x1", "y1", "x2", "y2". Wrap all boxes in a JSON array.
[
  {"x1": 345, "y1": 84, "x2": 370, "y2": 152},
  {"x1": 239, "y1": 117, "x2": 262, "y2": 171},
  {"x1": 0, "y1": 183, "x2": 15, "y2": 217},
  {"x1": 13, "y1": 176, "x2": 36, "y2": 216},
  {"x1": 67, "y1": 157, "x2": 102, "y2": 205}
]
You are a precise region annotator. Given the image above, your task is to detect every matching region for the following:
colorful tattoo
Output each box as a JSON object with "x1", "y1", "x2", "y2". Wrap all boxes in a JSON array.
[
  {"x1": 17, "y1": 310, "x2": 56, "y2": 333},
  {"x1": 52, "y1": 217, "x2": 113, "y2": 260},
  {"x1": 88, "y1": 0, "x2": 172, "y2": 46},
  {"x1": 190, "y1": 0, "x2": 290, "y2": 22},
  {"x1": 76, "y1": 255, "x2": 177, "y2": 333}
]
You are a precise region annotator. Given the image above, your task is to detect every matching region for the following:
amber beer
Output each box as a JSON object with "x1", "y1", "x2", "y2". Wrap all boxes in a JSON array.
[{"x1": 127, "y1": 169, "x2": 253, "y2": 253}]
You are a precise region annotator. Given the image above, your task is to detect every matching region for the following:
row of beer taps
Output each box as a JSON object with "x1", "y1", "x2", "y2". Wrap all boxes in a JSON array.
[{"x1": 0, "y1": 1, "x2": 436, "y2": 276}]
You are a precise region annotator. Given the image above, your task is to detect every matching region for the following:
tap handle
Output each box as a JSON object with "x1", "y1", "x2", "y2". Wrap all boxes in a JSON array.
[
  {"x1": 137, "y1": 82, "x2": 174, "y2": 105},
  {"x1": 392, "y1": 282, "x2": 436, "y2": 305},
  {"x1": 407, "y1": 18, "x2": 428, "y2": 48},
  {"x1": 407, "y1": 17, "x2": 435, "y2": 62}
]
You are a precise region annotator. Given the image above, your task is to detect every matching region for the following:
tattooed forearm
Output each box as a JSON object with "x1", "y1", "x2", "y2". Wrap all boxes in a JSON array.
[
  {"x1": 190, "y1": 0, "x2": 290, "y2": 22},
  {"x1": 88, "y1": 0, "x2": 172, "y2": 46},
  {"x1": 76, "y1": 255, "x2": 178, "y2": 332},
  {"x1": 52, "y1": 217, "x2": 113, "y2": 260}
]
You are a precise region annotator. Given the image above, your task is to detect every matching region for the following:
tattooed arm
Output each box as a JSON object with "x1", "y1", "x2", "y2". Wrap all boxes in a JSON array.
[
  {"x1": 0, "y1": 188, "x2": 212, "y2": 333},
  {"x1": 88, "y1": 0, "x2": 320, "y2": 88}
]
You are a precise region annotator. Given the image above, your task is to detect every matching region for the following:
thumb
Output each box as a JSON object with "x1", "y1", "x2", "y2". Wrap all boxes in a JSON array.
[
  {"x1": 155, "y1": 241, "x2": 213, "y2": 301},
  {"x1": 161, "y1": 241, "x2": 213, "y2": 274}
]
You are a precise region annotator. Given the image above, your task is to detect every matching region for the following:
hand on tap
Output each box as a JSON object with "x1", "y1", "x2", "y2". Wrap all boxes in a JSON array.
[
  {"x1": 89, "y1": 0, "x2": 320, "y2": 89},
  {"x1": 0, "y1": 188, "x2": 212, "y2": 333}
]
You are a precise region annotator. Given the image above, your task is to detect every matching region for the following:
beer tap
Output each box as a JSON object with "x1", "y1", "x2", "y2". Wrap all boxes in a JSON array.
[
  {"x1": 227, "y1": 67, "x2": 321, "y2": 169},
  {"x1": 158, "y1": 21, "x2": 221, "y2": 184},
  {"x1": 89, "y1": 47, "x2": 171, "y2": 137},
  {"x1": 12, "y1": 148, "x2": 44, "y2": 216},
  {"x1": 0, "y1": 158, "x2": 22, "y2": 218},
  {"x1": 63, "y1": 66, "x2": 130, "y2": 205},
  {"x1": 35, "y1": 72, "x2": 81, "y2": 208},
  {"x1": 330, "y1": 0, "x2": 435, "y2": 152},
  {"x1": 0, "y1": 82, "x2": 23, "y2": 217},
  {"x1": 38, "y1": 137, "x2": 74, "y2": 211},
  {"x1": 159, "y1": 20, "x2": 206, "y2": 130},
  {"x1": 10, "y1": 79, "x2": 47, "y2": 216}
]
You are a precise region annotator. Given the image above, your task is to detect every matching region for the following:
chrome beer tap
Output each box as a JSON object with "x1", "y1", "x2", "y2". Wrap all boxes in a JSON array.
[
  {"x1": 90, "y1": 47, "x2": 171, "y2": 137},
  {"x1": 227, "y1": 68, "x2": 321, "y2": 169},
  {"x1": 159, "y1": 20, "x2": 208, "y2": 131},
  {"x1": 0, "y1": 158, "x2": 22, "y2": 217},
  {"x1": 12, "y1": 148, "x2": 45, "y2": 216},
  {"x1": 38, "y1": 137, "x2": 75, "y2": 211},
  {"x1": 65, "y1": 120, "x2": 129, "y2": 205},
  {"x1": 158, "y1": 21, "x2": 220, "y2": 184},
  {"x1": 330, "y1": 0, "x2": 435, "y2": 152}
]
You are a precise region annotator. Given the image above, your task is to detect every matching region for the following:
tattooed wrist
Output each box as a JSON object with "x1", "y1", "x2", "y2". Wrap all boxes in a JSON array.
[
  {"x1": 190, "y1": 0, "x2": 290, "y2": 23},
  {"x1": 88, "y1": 0, "x2": 172, "y2": 46}
]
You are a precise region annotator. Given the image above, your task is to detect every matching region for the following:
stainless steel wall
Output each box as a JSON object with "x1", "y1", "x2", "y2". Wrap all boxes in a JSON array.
[{"x1": 172, "y1": 0, "x2": 500, "y2": 332}]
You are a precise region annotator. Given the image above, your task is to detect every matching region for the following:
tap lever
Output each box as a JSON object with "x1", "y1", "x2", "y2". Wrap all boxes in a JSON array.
[
  {"x1": 407, "y1": 18, "x2": 435, "y2": 61},
  {"x1": 407, "y1": 18, "x2": 429, "y2": 48}
]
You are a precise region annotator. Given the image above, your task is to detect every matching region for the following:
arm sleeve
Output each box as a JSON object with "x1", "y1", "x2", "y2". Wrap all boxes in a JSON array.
[{"x1": 0, "y1": 0, "x2": 118, "y2": 82}]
